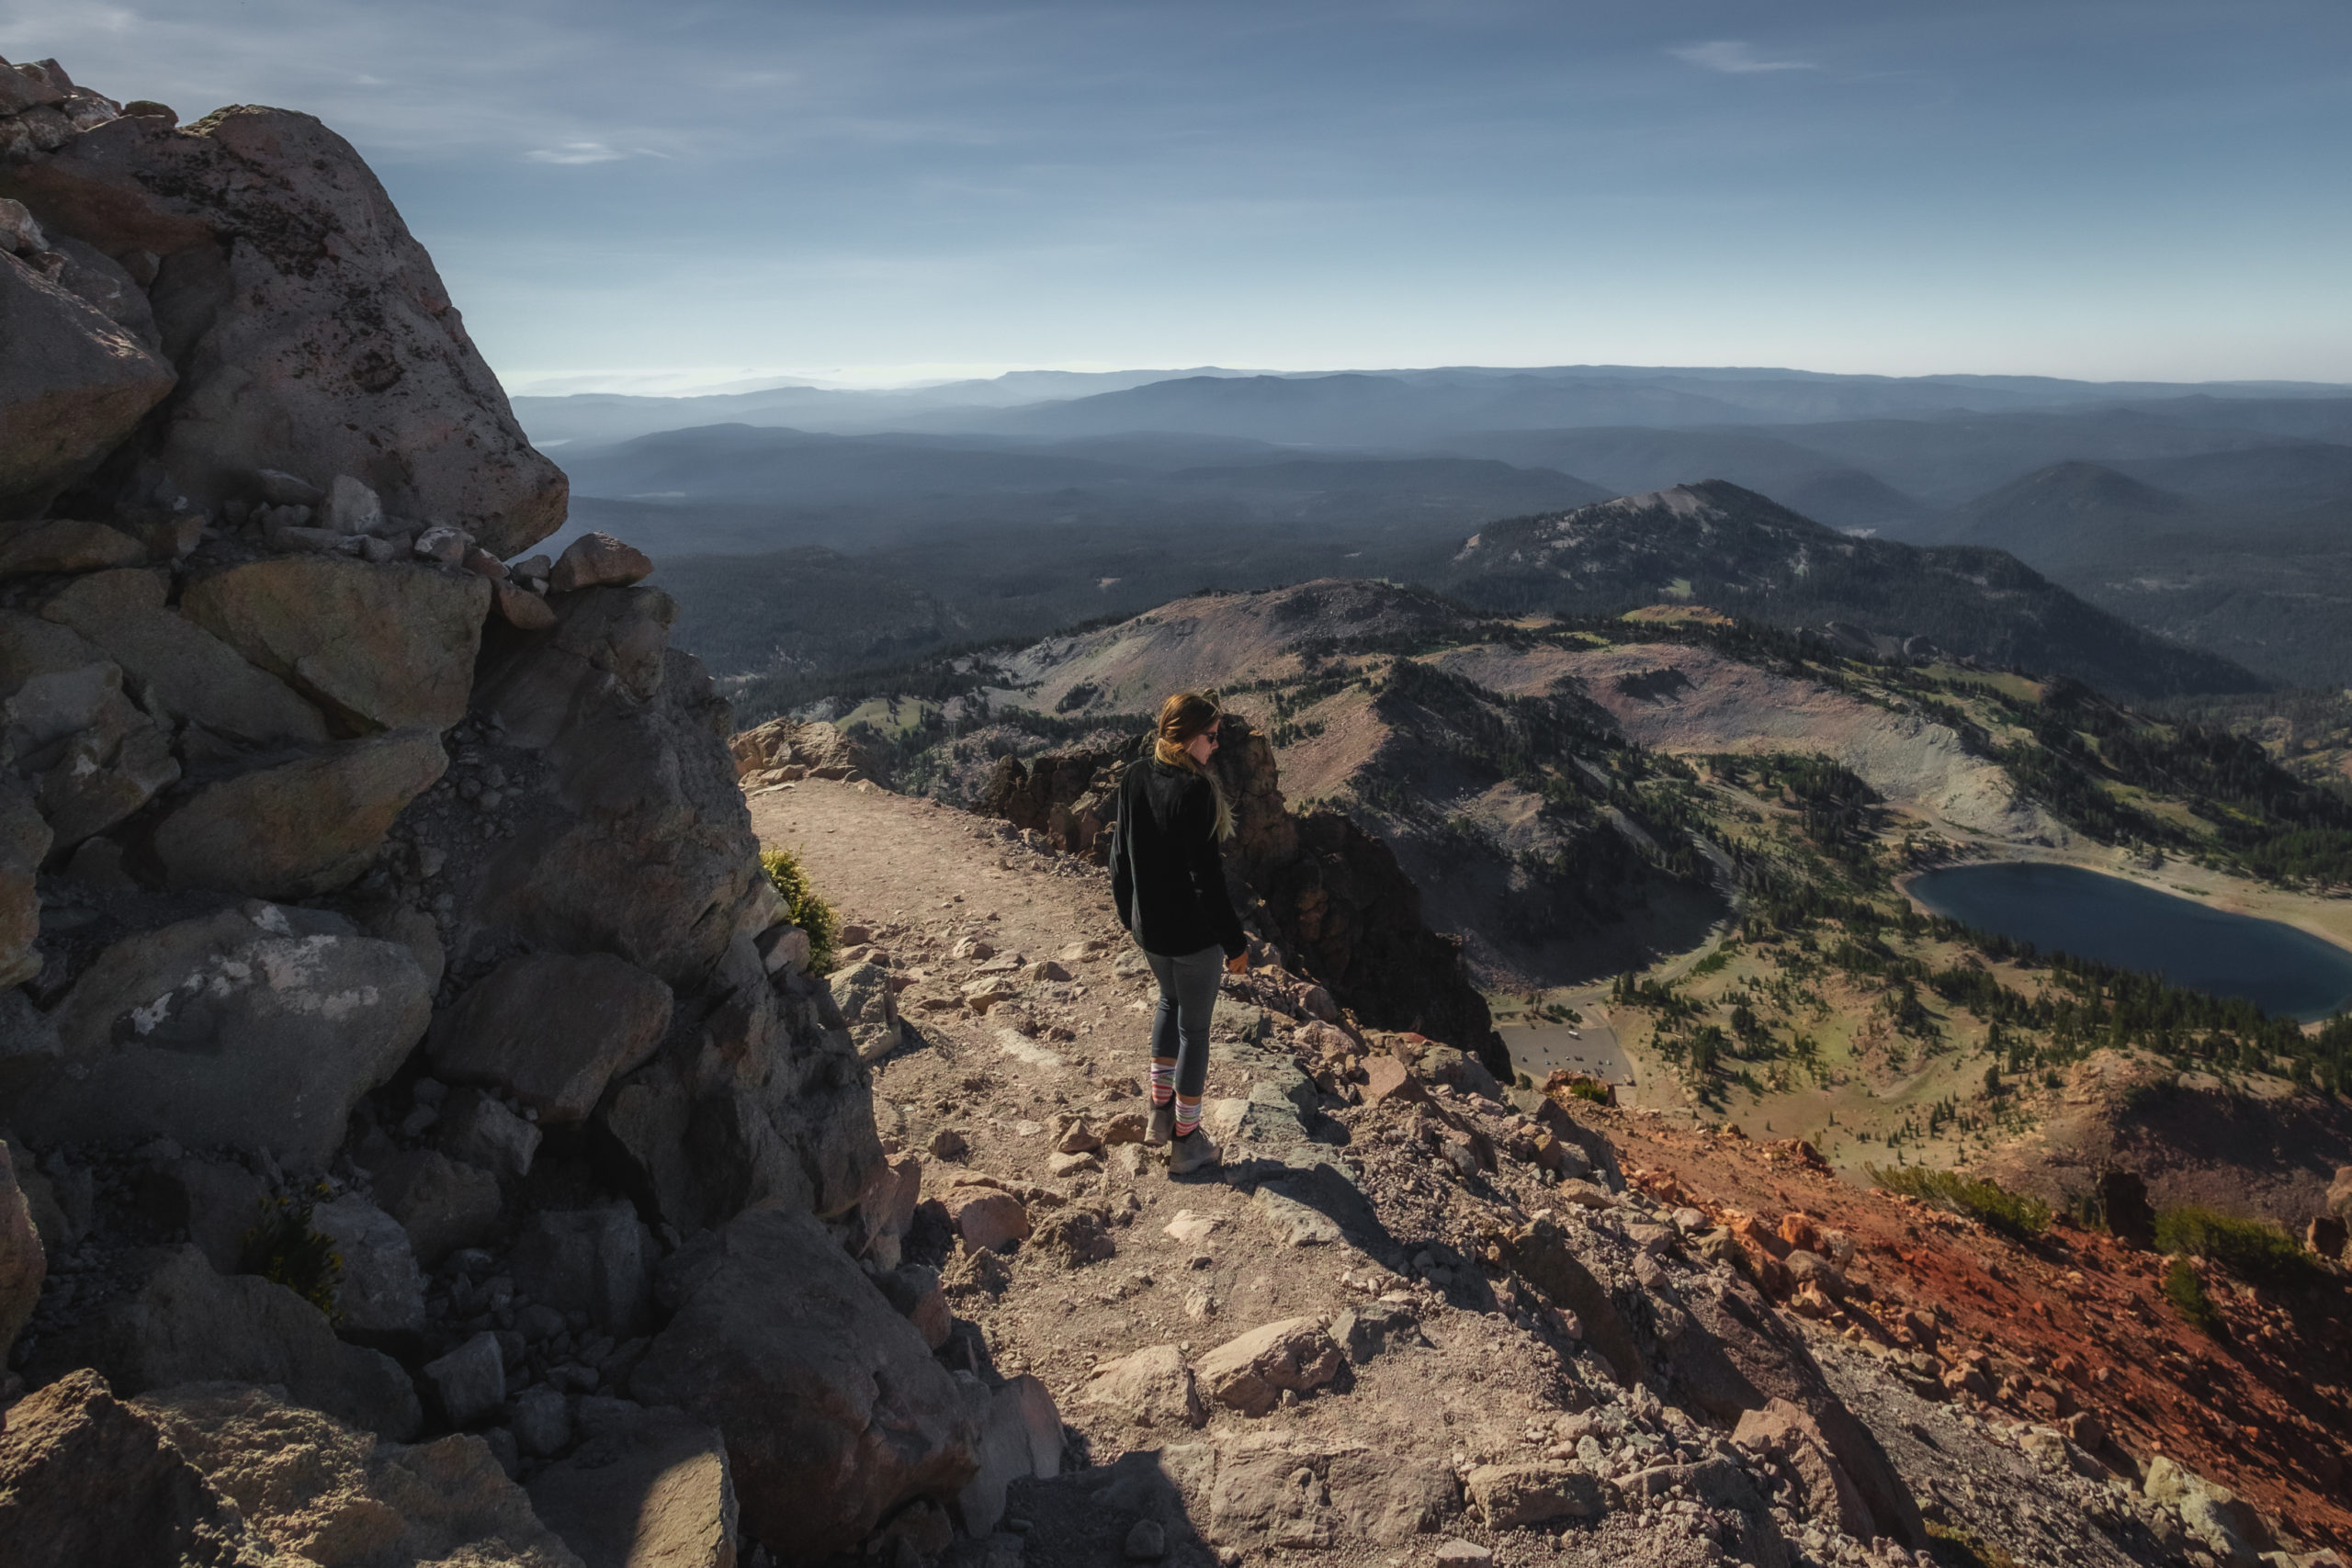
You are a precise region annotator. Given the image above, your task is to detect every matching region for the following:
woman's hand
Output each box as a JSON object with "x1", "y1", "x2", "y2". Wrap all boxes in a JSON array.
[{"x1": 1226, "y1": 952, "x2": 1250, "y2": 976}]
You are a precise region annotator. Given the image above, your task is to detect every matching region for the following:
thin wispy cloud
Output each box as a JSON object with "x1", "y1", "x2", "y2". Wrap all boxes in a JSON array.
[
  {"x1": 1670, "y1": 40, "x2": 1818, "y2": 75},
  {"x1": 526, "y1": 141, "x2": 630, "y2": 165}
]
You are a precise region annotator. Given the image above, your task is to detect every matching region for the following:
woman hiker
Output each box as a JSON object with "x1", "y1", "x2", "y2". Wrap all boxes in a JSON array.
[{"x1": 1109, "y1": 691, "x2": 1250, "y2": 1175}]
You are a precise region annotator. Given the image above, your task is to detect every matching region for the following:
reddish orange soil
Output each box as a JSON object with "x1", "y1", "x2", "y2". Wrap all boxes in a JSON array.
[{"x1": 1601, "y1": 1112, "x2": 2352, "y2": 1552}]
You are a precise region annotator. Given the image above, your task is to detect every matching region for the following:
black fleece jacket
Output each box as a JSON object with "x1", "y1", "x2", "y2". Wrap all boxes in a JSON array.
[{"x1": 1108, "y1": 758, "x2": 1249, "y2": 959}]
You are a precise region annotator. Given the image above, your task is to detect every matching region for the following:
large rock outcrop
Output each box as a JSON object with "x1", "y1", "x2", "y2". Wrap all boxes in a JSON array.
[
  {"x1": 1211, "y1": 716, "x2": 1507, "y2": 1077},
  {"x1": 0, "y1": 96, "x2": 565, "y2": 552},
  {"x1": 0, "y1": 54, "x2": 975, "y2": 1568},
  {"x1": 975, "y1": 715, "x2": 1508, "y2": 1076}
]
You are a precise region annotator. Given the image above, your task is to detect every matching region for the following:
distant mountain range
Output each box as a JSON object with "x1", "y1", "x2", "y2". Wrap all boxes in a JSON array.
[
  {"x1": 1933, "y1": 459, "x2": 2352, "y2": 688},
  {"x1": 519, "y1": 363, "x2": 2352, "y2": 691},
  {"x1": 515, "y1": 364, "x2": 2350, "y2": 446},
  {"x1": 545, "y1": 424, "x2": 1609, "y2": 558},
  {"x1": 1432, "y1": 482, "x2": 2256, "y2": 701}
]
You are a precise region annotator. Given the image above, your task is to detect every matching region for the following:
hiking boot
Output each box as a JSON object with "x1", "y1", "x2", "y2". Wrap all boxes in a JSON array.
[
  {"x1": 1167, "y1": 1127, "x2": 1221, "y2": 1176},
  {"x1": 1146, "y1": 1102, "x2": 1176, "y2": 1146}
]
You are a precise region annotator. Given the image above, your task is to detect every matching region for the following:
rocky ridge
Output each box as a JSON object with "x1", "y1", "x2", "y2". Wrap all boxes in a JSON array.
[{"x1": 0, "y1": 56, "x2": 1037, "y2": 1568}]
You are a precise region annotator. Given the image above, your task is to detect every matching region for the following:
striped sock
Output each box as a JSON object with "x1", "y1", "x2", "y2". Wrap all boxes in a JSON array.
[
  {"x1": 1149, "y1": 1059, "x2": 1177, "y2": 1106},
  {"x1": 1174, "y1": 1093, "x2": 1202, "y2": 1137}
]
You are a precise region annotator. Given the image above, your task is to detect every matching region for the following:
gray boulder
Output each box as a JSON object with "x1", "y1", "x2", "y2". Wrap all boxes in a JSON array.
[
  {"x1": 431, "y1": 953, "x2": 673, "y2": 1124},
  {"x1": 28, "y1": 1243, "x2": 421, "y2": 1438},
  {"x1": 425, "y1": 1330, "x2": 507, "y2": 1428},
  {"x1": 36, "y1": 568, "x2": 327, "y2": 746},
  {"x1": 0, "y1": 244, "x2": 175, "y2": 515},
  {"x1": 954, "y1": 1375, "x2": 1061, "y2": 1537},
  {"x1": 510, "y1": 1386, "x2": 571, "y2": 1459},
  {"x1": 180, "y1": 556, "x2": 492, "y2": 734},
  {"x1": 527, "y1": 1404, "x2": 738, "y2": 1568},
  {"x1": 153, "y1": 728, "x2": 448, "y2": 897},
  {"x1": 0, "y1": 773, "x2": 47, "y2": 988},
  {"x1": 830, "y1": 959, "x2": 901, "y2": 1063},
  {"x1": 510, "y1": 1203, "x2": 652, "y2": 1337},
  {"x1": 3, "y1": 651, "x2": 179, "y2": 848},
  {"x1": 0, "y1": 107, "x2": 566, "y2": 555},
  {"x1": 437, "y1": 1088, "x2": 541, "y2": 1179},
  {"x1": 14, "y1": 901, "x2": 433, "y2": 1166},
  {"x1": 310, "y1": 1193, "x2": 426, "y2": 1335},
  {"x1": 628, "y1": 1203, "x2": 978, "y2": 1556},
  {"x1": 137, "y1": 1155, "x2": 269, "y2": 1275},
  {"x1": 364, "y1": 1147, "x2": 503, "y2": 1267},
  {"x1": 0, "y1": 1137, "x2": 44, "y2": 1359}
]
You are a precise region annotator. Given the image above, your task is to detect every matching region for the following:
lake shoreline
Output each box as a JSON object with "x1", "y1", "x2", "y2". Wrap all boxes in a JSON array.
[{"x1": 1896, "y1": 854, "x2": 2352, "y2": 1022}]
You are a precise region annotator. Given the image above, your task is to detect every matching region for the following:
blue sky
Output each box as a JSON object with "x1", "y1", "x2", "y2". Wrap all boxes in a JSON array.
[{"x1": 8, "y1": 0, "x2": 2348, "y2": 390}]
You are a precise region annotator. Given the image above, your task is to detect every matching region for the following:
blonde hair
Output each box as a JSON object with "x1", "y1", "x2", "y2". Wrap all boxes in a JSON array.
[{"x1": 1153, "y1": 690, "x2": 1235, "y2": 840}]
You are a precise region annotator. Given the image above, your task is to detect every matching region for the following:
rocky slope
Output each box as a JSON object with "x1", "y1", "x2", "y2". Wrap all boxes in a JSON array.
[
  {"x1": 856, "y1": 578, "x2": 2085, "y2": 989},
  {"x1": 741, "y1": 773, "x2": 2351, "y2": 1567}
]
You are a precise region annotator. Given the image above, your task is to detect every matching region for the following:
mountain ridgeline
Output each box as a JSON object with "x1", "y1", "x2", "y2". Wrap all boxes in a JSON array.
[
  {"x1": 526, "y1": 373, "x2": 2352, "y2": 691},
  {"x1": 1432, "y1": 482, "x2": 2259, "y2": 701}
]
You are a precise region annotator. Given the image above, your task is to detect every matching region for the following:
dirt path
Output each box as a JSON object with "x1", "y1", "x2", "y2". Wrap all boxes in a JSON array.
[{"x1": 733, "y1": 777, "x2": 2304, "y2": 1568}]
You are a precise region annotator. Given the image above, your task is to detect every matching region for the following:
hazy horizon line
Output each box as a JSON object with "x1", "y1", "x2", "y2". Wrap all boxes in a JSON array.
[{"x1": 504, "y1": 362, "x2": 2352, "y2": 400}]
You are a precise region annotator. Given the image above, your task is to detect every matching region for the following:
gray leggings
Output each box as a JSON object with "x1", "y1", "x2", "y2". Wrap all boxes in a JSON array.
[{"x1": 1146, "y1": 943, "x2": 1223, "y2": 1099}]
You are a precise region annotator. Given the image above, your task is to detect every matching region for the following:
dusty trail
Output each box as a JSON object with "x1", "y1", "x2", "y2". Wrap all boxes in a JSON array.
[{"x1": 739, "y1": 777, "x2": 2331, "y2": 1568}]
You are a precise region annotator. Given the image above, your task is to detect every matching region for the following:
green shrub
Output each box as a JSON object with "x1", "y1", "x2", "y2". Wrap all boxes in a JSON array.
[
  {"x1": 238, "y1": 1190, "x2": 342, "y2": 1319},
  {"x1": 761, "y1": 846, "x2": 841, "y2": 975},
  {"x1": 2154, "y1": 1205, "x2": 2322, "y2": 1288},
  {"x1": 1564, "y1": 1077, "x2": 1612, "y2": 1106},
  {"x1": 2163, "y1": 1256, "x2": 2224, "y2": 1337},
  {"x1": 1868, "y1": 1165, "x2": 2051, "y2": 1239}
]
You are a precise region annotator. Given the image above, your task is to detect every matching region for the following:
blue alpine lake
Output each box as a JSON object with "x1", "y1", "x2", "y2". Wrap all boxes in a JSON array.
[{"x1": 1906, "y1": 861, "x2": 2352, "y2": 1022}]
